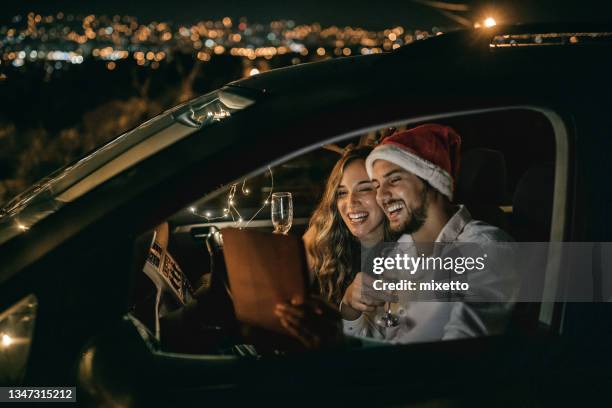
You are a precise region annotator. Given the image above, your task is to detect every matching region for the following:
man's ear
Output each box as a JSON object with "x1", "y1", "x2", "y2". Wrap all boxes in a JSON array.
[
  {"x1": 422, "y1": 180, "x2": 445, "y2": 203},
  {"x1": 418, "y1": 177, "x2": 434, "y2": 196}
]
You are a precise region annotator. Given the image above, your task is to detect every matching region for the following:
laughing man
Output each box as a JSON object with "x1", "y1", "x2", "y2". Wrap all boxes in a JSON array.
[{"x1": 340, "y1": 124, "x2": 515, "y2": 343}]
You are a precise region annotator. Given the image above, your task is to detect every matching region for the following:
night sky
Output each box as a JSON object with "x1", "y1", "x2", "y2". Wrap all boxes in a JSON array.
[{"x1": 2, "y1": 0, "x2": 612, "y2": 29}]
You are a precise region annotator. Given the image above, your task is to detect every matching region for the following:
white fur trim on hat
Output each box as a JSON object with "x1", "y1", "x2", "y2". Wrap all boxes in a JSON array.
[{"x1": 365, "y1": 144, "x2": 454, "y2": 200}]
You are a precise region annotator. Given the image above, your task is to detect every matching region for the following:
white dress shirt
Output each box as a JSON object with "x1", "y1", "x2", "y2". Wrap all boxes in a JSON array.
[{"x1": 342, "y1": 205, "x2": 515, "y2": 343}]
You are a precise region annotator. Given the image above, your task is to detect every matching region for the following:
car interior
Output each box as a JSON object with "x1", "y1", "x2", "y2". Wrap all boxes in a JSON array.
[{"x1": 125, "y1": 107, "x2": 558, "y2": 357}]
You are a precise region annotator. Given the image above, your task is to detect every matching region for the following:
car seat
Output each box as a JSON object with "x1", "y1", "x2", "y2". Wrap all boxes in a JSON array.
[
  {"x1": 455, "y1": 148, "x2": 509, "y2": 230},
  {"x1": 510, "y1": 163, "x2": 555, "y2": 242}
]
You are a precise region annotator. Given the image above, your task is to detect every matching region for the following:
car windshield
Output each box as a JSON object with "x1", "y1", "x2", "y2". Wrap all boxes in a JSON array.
[{"x1": 0, "y1": 87, "x2": 256, "y2": 245}]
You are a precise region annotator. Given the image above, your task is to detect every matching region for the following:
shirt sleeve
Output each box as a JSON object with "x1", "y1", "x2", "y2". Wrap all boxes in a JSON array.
[
  {"x1": 442, "y1": 300, "x2": 514, "y2": 340},
  {"x1": 342, "y1": 312, "x2": 386, "y2": 339},
  {"x1": 442, "y1": 302, "x2": 488, "y2": 339},
  {"x1": 342, "y1": 314, "x2": 367, "y2": 336},
  {"x1": 442, "y1": 233, "x2": 517, "y2": 339}
]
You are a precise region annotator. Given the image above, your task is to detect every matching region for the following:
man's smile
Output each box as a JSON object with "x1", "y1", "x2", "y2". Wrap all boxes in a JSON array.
[{"x1": 385, "y1": 201, "x2": 405, "y2": 220}]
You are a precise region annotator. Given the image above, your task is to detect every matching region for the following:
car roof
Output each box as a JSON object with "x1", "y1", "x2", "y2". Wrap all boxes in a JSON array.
[{"x1": 231, "y1": 23, "x2": 612, "y2": 95}]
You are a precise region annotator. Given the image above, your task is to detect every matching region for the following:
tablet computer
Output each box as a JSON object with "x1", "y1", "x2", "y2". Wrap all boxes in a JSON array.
[{"x1": 221, "y1": 228, "x2": 309, "y2": 334}]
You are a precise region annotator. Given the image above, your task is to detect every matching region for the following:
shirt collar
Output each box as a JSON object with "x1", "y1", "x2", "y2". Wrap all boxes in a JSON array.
[
  {"x1": 435, "y1": 205, "x2": 472, "y2": 242},
  {"x1": 397, "y1": 205, "x2": 472, "y2": 243}
]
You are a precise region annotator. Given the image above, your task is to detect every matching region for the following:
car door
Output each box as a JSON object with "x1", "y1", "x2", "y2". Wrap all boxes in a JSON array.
[{"x1": 68, "y1": 98, "x2": 579, "y2": 406}]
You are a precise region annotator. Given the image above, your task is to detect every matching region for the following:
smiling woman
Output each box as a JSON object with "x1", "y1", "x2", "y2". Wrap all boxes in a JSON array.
[
  {"x1": 336, "y1": 157, "x2": 385, "y2": 245},
  {"x1": 305, "y1": 145, "x2": 388, "y2": 304}
]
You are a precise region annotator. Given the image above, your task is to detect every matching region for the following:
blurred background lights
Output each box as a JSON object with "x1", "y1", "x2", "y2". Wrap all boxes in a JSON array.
[
  {"x1": 484, "y1": 17, "x2": 497, "y2": 27},
  {"x1": 0, "y1": 11, "x2": 471, "y2": 78},
  {"x1": 1, "y1": 333, "x2": 13, "y2": 347}
]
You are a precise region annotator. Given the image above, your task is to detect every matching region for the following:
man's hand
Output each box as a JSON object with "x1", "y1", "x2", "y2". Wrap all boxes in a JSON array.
[
  {"x1": 274, "y1": 296, "x2": 343, "y2": 349},
  {"x1": 341, "y1": 272, "x2": 398, "y2": 320}
]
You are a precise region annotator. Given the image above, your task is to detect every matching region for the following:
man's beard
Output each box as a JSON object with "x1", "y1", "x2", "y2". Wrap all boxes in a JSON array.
[{"x1": 390, "y1": 187, "x2": 428, "y2": 236}]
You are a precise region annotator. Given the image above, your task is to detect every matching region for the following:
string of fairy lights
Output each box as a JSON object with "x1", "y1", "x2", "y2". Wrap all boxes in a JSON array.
[{"x1": 189, "y1": 166, "x2": 274, "y2": 227}]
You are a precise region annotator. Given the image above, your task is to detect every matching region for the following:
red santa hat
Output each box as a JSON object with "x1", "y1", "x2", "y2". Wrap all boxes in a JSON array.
[{"x1": 365, "y1": 124, "x2": 462, "y2": 200}]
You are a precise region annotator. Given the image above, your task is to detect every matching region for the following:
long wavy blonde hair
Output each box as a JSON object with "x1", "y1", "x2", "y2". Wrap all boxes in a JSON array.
[{"x1": 305, "y1": 145, "x2": 387, "y2": 304}]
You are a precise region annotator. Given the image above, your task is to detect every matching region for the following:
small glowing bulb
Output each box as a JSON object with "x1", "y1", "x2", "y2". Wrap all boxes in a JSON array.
[
  {"x1": 264, "y1": 200, "x2": 269, "y2": 205},
  {"x1": 205, "y1": 212, "x2": 212, "y2": 217},
  {"x1": 2, "y1": 334, "x2": 12, "y2": 347},
  {"x1": 229, "y1": 200, "x2": 235, "y2": 206},
  {"x1": 223, "y1": 208, "x2": 229, "y2": 213},
  {"x1": 484, "y1": 17, "x2": 496, "y2": 28},
  {"x1": 238, "y1": 217, "x2": 243, "y2": 222},
  {"x1": 189, "y1": 207, "x2": 196, "y2": 213},
  {"x1": 224, "y1": 214, "x2": 229, "y2": 218},
  {"x1": 17, "y1": 223, "x2": 27, "y2": 231},
  {"x1": 244, "y1": 188, "x2": 250, "y2": 194},
  {"x1": 249, "y1": 68, "x2": 260, "y2": 76}
]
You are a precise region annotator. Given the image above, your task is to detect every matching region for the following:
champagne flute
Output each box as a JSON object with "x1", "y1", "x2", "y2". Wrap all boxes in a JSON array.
[
  {"x1": 271, "y1": 192, "x2": 293, "y2": 234},
  {"x1": 372, "y1": 247, "x2": 400, "y2": 328},
  {"x1": 375, "y1": 281, "x2": 400, "y2": 327},
  {"x1": 376, "y1": 300, "x2": 400, "y2": 328},
  {"x1": 375, "y1": 265, "x2": 400, "y2": 328}
]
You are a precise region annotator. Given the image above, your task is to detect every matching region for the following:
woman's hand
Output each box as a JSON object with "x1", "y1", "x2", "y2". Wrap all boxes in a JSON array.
[
  {"x1": 274, "y1": 296, "x2": 343, "y2": 349},
  {"x1": 341, "y1": 272, "x2": 398, "y2": 319}
]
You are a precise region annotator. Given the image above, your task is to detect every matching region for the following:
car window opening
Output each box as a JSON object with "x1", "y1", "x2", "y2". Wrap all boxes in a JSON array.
[{"x1": 126, "y1": 107, "x2": 561, "y2": 357}]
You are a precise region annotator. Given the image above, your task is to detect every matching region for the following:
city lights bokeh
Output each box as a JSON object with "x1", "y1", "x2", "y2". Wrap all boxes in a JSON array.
[{"x1": 0, "y1": 12, "x2": 442, "y2": 75}]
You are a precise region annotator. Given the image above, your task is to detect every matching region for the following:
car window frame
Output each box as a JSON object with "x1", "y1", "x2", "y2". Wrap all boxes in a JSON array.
[{"x1": 231, "y1": 104, "x2": 570, "y2": 331}]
